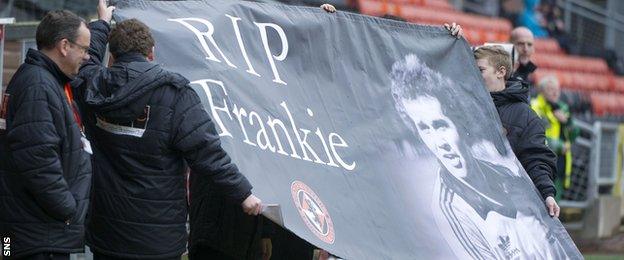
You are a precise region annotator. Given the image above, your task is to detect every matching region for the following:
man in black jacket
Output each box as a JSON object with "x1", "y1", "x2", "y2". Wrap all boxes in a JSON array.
[
  {"x1": 72, "y1": 14, "x2": 262, "y2": 259},
  {"x1": 510, "y1": 27, "x2": 537, "y2": 84},
  {"x1": 474, "y1": 45, "x2": 560, "y2": 217},
  {"x1": 0, "y1": 2, "x2": 112, "y2": 258},
  {"x1": 510, "y1": 27, "x2": 538, "y2": 100}
]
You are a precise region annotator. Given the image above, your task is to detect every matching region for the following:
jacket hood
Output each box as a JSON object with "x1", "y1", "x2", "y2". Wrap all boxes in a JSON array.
[
  {"x1": 25, "y1": 49, "x2": 71, "y2": 85},
  {"x1": 83, "y1": 54, "x2": 189, "y2": 122},
  {"x1": 490, "y1": 79, "x2": 529, "y2": 107}
]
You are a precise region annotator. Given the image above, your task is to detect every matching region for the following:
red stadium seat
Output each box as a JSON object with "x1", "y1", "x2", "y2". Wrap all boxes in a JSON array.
[
  {"x1": 534, "y1": 38, "x2": 563, "y2": 54},
  {"x1": 590, "y1": 93, "x2": 606, "y2": 116},
  {"x1": 382, "y1": 0, "x2": 454, "y2": 11},
  {"x1": 614, "y1": 77, "x2": 624, "y2": 93},
  {"x1": 358, "y1": 0, "x2": 511, "y2": 33},
  {"x1": 532, "y1": 54, "x2": 610, "y2": 74}
]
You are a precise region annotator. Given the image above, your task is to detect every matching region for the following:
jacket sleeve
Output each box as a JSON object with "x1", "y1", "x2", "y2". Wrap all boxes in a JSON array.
[
  {"x1": 85, "y1": 20, "x2": 111, "y2": 67},
  {"x1": 7, "y1": 84, "x2": 76, "y2": 221},
  {"x1": 517, "y1": 110, "x2": 558, "y2": 200},
  {"x1": 172, "y1": 87, "x2": 252, "y2": 204}
]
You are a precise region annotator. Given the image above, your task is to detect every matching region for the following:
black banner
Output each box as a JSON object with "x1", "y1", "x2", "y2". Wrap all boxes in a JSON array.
[{"x1": 115, "y1": 1, "x2": 582, "y2": 258}]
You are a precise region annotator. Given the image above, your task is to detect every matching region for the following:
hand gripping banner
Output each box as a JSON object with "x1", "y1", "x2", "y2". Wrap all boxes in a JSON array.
[{"x1": 115, "y1": 1, "x2": 582, "y2": 258}]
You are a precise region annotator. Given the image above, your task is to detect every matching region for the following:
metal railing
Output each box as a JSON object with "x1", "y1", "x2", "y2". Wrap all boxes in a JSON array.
[
  {"x1": 560, "y1": 0, "x2": 624, "y2": 56},
  {"x1": 559, "y1": 119, "x2": 622, "y2": 230}
]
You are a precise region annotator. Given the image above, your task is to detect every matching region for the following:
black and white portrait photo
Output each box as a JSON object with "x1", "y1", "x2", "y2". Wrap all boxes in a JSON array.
[{"x1": 391, "y1": 54, "x2": 576, "y2": 259}]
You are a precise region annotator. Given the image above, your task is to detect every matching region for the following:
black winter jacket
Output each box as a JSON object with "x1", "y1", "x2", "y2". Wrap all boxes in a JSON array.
[
  {"x1": 512, "y1": 61, "x2": 537, "y2": 83},
  {"x1": 0, "y1": 49, "x2": 92, "y2": 257},
  {"x1": 72, "y1": 21, "x2": 252, "y2": 259},
  {"x1": 491, "y1": 79, "x2": 557, "y2": 199}
]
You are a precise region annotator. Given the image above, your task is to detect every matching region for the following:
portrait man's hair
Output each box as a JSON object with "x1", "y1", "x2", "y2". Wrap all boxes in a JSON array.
[{"x1": 389, "y1": 54, "x2": 507, "y2": 155}]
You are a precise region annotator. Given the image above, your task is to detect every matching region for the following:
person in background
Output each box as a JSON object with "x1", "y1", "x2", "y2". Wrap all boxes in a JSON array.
[
  {"x1": 71, "y1": 2, "x2": 263, "y2": 259},
  {"x1": 510, "y1": 27, "x2": 537, "y2": 84},
  {"x1": 538, "y1": 0, "x2": 573, "y2": 53},
  {"x1": 517, "y1": 0, "x2": 549, "y2": 37},
  {"x1": 510, "y1": 26, "x2": 541, "y2": 101},
  {"x1": 531, "y1": 75, "x2": 580, "y2": 201}
]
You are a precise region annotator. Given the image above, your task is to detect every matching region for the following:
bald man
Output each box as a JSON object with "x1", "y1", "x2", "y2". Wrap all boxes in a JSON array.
[{"x1": 510, "y1": 27, "x2": 536, "y2": 83}]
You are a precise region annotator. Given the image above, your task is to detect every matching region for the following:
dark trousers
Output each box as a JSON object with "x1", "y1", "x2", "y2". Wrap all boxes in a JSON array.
[
  {"x1": 17, "y1": 252, "x2": 69, "y2": 260},
  {"x1": 188, "y1": 245, "x2": 236, "y2": 260},
  {"x1": 93, "y1": 252, "x2": 181, "y2": 260}
]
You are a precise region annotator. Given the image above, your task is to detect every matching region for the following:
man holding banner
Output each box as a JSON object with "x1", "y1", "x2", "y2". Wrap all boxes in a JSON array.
[
  {"x1": 0, "y1": 4, "x2": 112, "y2": 258},
  {"x1": 108, "y1": 0, "x2": 583, "y2": 258},
  {"x1": 71, "y1": 3, "x2": 263, "y2": 259}
]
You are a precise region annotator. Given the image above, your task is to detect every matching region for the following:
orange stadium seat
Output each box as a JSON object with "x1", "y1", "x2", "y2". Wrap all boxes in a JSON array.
[
  {"x1": 533, "y1": 69, "x2": 613, "y2": 92},
  {"x1": 534, "y1": 38, "x2": 563, "y2": 54},
  {"x1": 358, "y1": 0, "x2": 384, "y2": 16},
  {"x1": 532, "y1": 54, "x2": 610, "y2": 74},
  {"x1": 357, "y1": 0, "x2": 511, "y2": 33},
  {"x1": 614, "y1": 77, "x2": 624, "y2": 93},
  {"x1": 589, "y1": 92, "x2": 624, "y2": 115},
  {"x1": 463, "y1": 28, "x2": 483, "y2": 45},
  {"x1": 382, "y1": 0, "x2": 454, "y2": 11},
  {"x1": 590, "y1": 93, "x2": 605, "y2": 115}
]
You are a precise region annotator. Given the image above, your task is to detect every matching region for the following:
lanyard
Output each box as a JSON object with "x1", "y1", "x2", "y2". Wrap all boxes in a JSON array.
[{"x1": 63, "y1": 83, "x2": 83, "y2": 132}]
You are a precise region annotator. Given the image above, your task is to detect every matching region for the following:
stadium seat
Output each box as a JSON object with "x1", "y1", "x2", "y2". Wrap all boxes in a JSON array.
[
  {"x1": 614, "y1": 77, "x2": 624, "y2": 93},
  {"x1": 590, "y1": 93, "x2": 606, "y2": 116},
  {"x1": 532, "y1": 54, "x2": 610, "y2": 74},
  {"x1": 534, "y1": 38, "x2": 563, "y2": 54},
  {"x1": 533, "y1": 69, "x2": 613, "y2": 92},
  {"x1": 381, "y1": 0, "x2": 454, "y2": 11},
  {"x1": 357, "y1": 0, "x2": 511, "y2": 34}
]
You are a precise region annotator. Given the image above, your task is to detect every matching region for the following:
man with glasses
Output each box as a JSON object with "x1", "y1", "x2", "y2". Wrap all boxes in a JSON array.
[{"x1": 0, "y1": 1, "x2": 113, "y2": 259}]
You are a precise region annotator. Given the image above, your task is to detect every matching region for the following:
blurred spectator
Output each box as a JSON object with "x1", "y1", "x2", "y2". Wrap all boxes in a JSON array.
[
  {"x1": 510, "y1": 27, "x2": 537, "y2": 98},
  {"x1": 538, "y1": 0, "x2": 574, "y2": 53},
  {"x1": 531, "y1": 75, "x2": 580, "y2": 201},
  {"x1": 517, "y1": 0, "x2": 549, "y2": 37},
  {"x1": 538, "y1": 0, "x2": 564, "y2": 37},
  {"x1": 500, "y1": 0, "x2": 525, "y2": 27}
]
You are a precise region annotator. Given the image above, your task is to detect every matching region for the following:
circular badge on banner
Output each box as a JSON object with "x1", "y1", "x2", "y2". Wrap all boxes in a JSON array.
[{"x1": 291, "y1": 181, "x2": 335, "y2": 244}]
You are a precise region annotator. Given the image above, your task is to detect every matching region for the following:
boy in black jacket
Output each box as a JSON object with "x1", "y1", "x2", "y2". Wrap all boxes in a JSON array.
[{"x1": 473, "y1": 46, "x2": 560, "y2": 217}]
